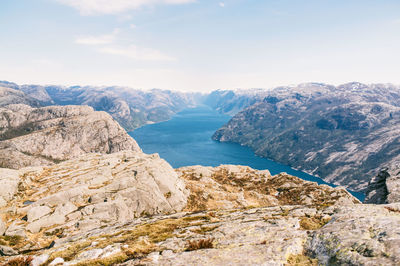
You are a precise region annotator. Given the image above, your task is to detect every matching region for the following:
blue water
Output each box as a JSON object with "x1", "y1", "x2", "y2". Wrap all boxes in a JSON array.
[{"x1": 130, "y1": 106, "x2": 365, "y2": 201}]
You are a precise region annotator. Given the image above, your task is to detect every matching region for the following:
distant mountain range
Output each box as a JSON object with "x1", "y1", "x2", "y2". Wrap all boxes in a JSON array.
[
  {"x1": 0, "y1": 81, "x2": 204, "y2": 131},
  {"x1": 2, "y1": 80, "x2": 400, "y2": 192}
]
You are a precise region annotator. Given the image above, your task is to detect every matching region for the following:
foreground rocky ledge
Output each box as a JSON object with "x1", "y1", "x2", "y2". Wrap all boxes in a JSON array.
[
  {"x1": 2, "y1": 151, "x2": 399, "y2": 265},
  {"x1": 2, "y1": 203, "x2": 400, "y2": 265}
]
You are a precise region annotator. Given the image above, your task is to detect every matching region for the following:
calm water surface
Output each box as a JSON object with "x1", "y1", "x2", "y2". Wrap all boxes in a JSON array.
[{"x1": 130, "y1": 106, "x2": 365, "y2": 201}]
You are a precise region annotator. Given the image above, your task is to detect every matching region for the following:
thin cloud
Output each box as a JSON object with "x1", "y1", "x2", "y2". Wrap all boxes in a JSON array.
[
  {"x1": 75, "y1": 29, "x2": 120, "y2": 45},
  {"x1": 98, "y1": 45, "x2": 176, "y2": 61},
  {"x1": 219, "y1": 2, "x2": 225, "y2": 8},
  {"x1": 56, "y1": 0, "x2": 195, "y2": 15},
  {"x1": 75, "y1": 34, "x2": 115, "y2": 45}
]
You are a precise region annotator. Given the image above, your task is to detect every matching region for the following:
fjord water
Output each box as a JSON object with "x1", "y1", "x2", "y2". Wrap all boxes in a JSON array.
[{"x1": 130, "y1": 106, "x2": 364, "y2": 201}]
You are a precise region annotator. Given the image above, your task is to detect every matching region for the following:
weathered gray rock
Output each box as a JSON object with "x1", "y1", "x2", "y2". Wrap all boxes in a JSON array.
[
  {"x1": 5, "y1": 222, "x2": 26, "y2": 238},
  {"x1": 307, "y1": 203, "x2": 400, "y2": 265},
  {"x1": 0, "y1": 168, "x2": 20, "y2": 207},
  {"x1": 49, "y1": 257, "x2": 64, "y2": 265},
  {"x1": 1, "y1": 203, "x2": 394, "y2": 265},
  {"x1": 0, "y1": 245, "x2": 18, "y2": 256},
  {"x1": 364, "y1": 164, "x2": 400, "y2": 204},
  {"x1": 31, "y1": 254, "x2": 50, "y2": 266},
  {"x1": 3, "y1": 150, "x2": 188, "y2": 237},
  {"x1": 26, "y1": 210, "x2": 66, "y2": 233},
  {"x1": 27, "y1": 205, "x2": 52, "y2": 222},
  {"x1": 0, "y1": 219, "x2": 6, "y2": 236},
  {"x1": 0, "y1": 104, "x2": 141, "y2": 169}
]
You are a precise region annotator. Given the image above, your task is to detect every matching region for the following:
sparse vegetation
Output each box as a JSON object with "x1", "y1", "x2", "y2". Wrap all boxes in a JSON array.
[
  {"x1": 190, "y1": 225, "x2": 219, "y2": 234},
  {"x1": 185, "y1": 237, "x2": 215, "y2": 251},
  {"x1": 4, "y1": 256, "x2": 33, "y2": 266},
  {"x1": 74, "y1": 252, "x2": 129, "y2": 266},
  {"x1": 0, "y1": 235, "x2": 23, "y2": 247},
  {"x1": 286, "y1": 253, "x2": 318, "y2": 266},
  {"x1": 46, "y1": 241, "x2": 92, "y2": 263},
  {"x1": 384, "y1": 206, "x2": 400, "y2": 213},
  {"x1": 44, "y1": 214, "x2": 213, "y2": 264},
  {"x1": 300, "y1": 216, "x2": 331, "y2": 230}
]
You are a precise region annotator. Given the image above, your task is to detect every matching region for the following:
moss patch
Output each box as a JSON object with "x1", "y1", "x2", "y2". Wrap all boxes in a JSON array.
[
  {"x1": 299, "y1": 216, "x2": 331, "y2": 230},
  {"x1": 286, "y1": 253, "x2": 318, "y2": 266},
  {"x1": 0, "y1": 235, "x2": 23, "y2": 247}
]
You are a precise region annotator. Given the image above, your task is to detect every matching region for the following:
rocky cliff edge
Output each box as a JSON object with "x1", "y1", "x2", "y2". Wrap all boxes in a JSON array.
[{"x1": 0, "y1": 104, "x2": 141, "y2": 169}]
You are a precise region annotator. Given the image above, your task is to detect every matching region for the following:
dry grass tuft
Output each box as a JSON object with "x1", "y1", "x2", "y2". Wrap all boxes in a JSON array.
[
  {"x1": 46, "y1": 241, "x2": 92, "y2": 263},
  {"x1": 4, "y1": 256, "x2": 33, "y2": 266},
  {"x1": 286, "y1": 253, "x2": 318, "y2": 265},
  {"x1": 384, "y1": 206, "x2": 400, "y2": 213},
  {"x1": 190, "y1": 225, "x2": 219, "y2": 235},
  {"x1": 299, "y1": 216, "x2": 331, "y2": 230},
  {"x1": 74, "y1": 252, "x2": 129, "y2": 266},
  {"x1": 185, "y1": 237, "x2": 215, "y2": 251}
]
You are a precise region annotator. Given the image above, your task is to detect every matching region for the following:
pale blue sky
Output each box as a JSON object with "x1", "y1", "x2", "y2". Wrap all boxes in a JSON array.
[{"x1": 1, "y1": 0, "x2": 400, "y2": 91}]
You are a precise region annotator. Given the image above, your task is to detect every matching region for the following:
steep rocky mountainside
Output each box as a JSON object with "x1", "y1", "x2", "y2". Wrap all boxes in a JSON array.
[
  {"x1": 0, "y1": 81, "x2": 203, "y2": 131},
  {"x1": 213, "y1": 82, "x2": 400, "y2": 191},
  {"x1": 204, "y1": 89, "x2": 266, "y2": 115},
  {"x1": 4, "y1": 151, "x2": 396, "y2": 265},
  {"x1": 364, "y1": 164, "x2": 400, "y2": 204},
  {"x1": 45, "y1": 86, "x2": 203, "y2": 131},
  {"x1": 0, "y1": 104, "x2": 140, "y2": 169},
  {"x1": 0, "y1": 87, "x2": 41, "y2": 108}
]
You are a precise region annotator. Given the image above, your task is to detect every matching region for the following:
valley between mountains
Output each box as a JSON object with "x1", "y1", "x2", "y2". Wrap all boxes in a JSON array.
[{"x1": 0, "y1": 81, "x2": 399, "y2": 265}]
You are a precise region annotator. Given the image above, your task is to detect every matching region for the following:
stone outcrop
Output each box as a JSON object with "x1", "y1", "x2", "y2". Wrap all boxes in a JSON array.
[
  {"x1": 0, "y1": 151, "x2": 188, "y2": 255},
  {"x1": 364, "y1": 164, "x2": 400, "y2": 204},
  {"x1": 178, "y1": 165, "x2": 359, "y2": 211},
  {"x1": 0, "y1": 168, "x2": 20, "y2": 207},
  {"x1": 307, "y1": 203, "x2": 400, "y2": 265},
  {"x1": 0, "y1": 104, "x2": 140, "y2": 169}
]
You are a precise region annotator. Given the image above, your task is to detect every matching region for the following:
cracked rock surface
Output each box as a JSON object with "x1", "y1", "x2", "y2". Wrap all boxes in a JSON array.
[{"x1": 0, "y1": 104, "x2": 140, "y2": 169}]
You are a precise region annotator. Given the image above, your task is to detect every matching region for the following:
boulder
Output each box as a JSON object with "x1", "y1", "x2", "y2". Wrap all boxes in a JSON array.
[{"x1": 27, "y1": 205, "x2": 52, "y2": 222}]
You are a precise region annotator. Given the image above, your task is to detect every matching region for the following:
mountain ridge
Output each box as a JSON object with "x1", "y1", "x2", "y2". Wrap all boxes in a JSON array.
[{"x1": 213, "y1": 82, "x2": 400, "y2": 191}]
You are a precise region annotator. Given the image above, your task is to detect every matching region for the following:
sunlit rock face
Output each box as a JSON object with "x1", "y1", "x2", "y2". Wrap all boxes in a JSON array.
[
  {"x1": 364, "y1": 164, "x2": 400, "y2": 204},
  {"x1": 0, "y1": 104, "x2": 141, "y2": 169}
]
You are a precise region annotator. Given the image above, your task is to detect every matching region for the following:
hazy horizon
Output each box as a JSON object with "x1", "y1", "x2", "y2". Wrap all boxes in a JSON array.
[
  {"x1": 1, "y1": 0, "x2": 400, "y2": 91},
  {"x1": 4, "y1": 79, "x2": 400, "y2": 94}
]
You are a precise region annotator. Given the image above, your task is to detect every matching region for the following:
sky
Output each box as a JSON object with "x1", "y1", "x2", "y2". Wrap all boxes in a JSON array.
[{"x1": 0, "y1": 0, "x2": 400, "y2": 91}]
